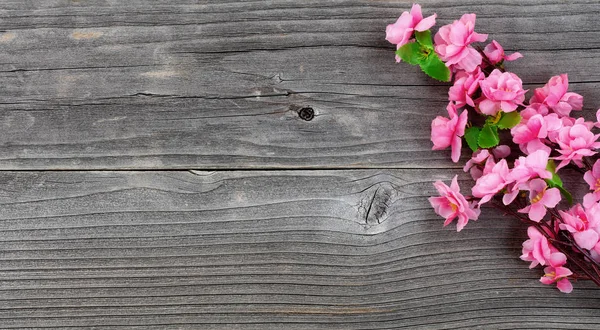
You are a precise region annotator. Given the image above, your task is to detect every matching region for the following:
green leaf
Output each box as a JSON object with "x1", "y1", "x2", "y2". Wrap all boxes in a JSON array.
[
  {"x1": 545, "y1": 160, "x2": 563, "y2": 187},
  {"x1": 478, "y1": 124, "x2": 500, "y2": 148},
  {"x1": 395, "y1": 42, "x2": 423, "y2": 66},
  {"x1": 546, "y1": 179, "x2": 573, "y2": 204},
  {"x1": 546, "y1": 159, "x2": 557, "y2": 174},
  {"x1": 550, "y1": 172, "x2": 563, "y2": 187},
  {"x1": 497, "y1": 111, "x2": 522, "y2": 129},
  {"x1": 419, "y1": 53, "x2": 451, "y2": 82},
  {"x1": 415, "y1": 30, "x2": 433, "y2": 49},
  {"x1": 544, "y1": 159, "x2": 572, "y2": 204},
  {"x1": 557, "y1": 186, "x2": 573, "y2": 205},
  {"x1": 464, "y1": 127, "x2": 481, "y2": 152},
  {"x1": 544, "y1": 177, "x2": 561, "y2": 188}
]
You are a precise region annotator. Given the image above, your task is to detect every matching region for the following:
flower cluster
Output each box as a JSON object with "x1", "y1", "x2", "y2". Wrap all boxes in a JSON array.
[{"x1": 387, "y1": 4, "x2": 600, "y2": 293}]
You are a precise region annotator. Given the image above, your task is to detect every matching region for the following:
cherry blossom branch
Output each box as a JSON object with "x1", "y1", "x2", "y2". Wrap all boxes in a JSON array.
[{"x1": 387, "y1": 3, "x2": 600, "y2": 293}]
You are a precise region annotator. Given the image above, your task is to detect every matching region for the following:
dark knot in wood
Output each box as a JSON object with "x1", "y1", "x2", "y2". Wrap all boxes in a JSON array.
[
  {"x1": 298, "y1": 107, "x2": 314, "y2": 121},
  {"x1": 358, "y1": 182, "x2": 398, "y2": 226}
]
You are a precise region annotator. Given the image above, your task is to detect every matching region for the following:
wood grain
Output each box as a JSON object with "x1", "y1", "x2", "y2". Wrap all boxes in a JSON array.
[
  {"x1": 0, "y1": 0, "x2": 597, "y2": 169},
  {"x1": 0, "y1": 170, "x2": 598, "y2": 329},
  {"x1": 2, "y1": 1, "x2": 600, "y2": 329}
]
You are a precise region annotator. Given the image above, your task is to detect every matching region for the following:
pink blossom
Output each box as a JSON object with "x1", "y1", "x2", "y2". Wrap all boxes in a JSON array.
[
  {"x1": 539, "y1": 252, "x2": 573, "y2": 293},
  {"x1": 481, "y1": 156, "x2": 497, "y2": 177},
  {"x1": 511, "y1": 114, "x2": 546, "y2": 146},
  {"x1": 503, "y1": 150, "x2": 552, "y2": 205},
  {"x1": 522, "y1": 103, "x2": 550, "y2": 118},
  {"x1": 583, "y1": 193, "x2": 599, "y2": 209},
  {"x1": 386, "y1": 4, "x2": 437, "y2": 62},
  {"x1": 477, "y1": 69, "x2": 527, "y2": 115},
  {"x1": 434, "y1": 14, "x2": 488, "y2": 72},
  {"x1": 472, "y1": 158, "x2": 510, "y2": 205},
  {"x1": 429, "y1": 175, "x2": 480, "y2": 232},
  {"x1": 507, "y1": 150, "x2": 552, "y2": 186},
  {"x1": 521, "y1": 226, "x2": 554, "y2": 268},
  {"x1": 463, "y1": 149, "x2": 491, "y2": 180},
  {"x1": 554, "y1": 118, "x2": 600, "y2": 170},
  {"x1": 448, "y1": 67, "x2": 485, "y2": 107},
  {"x1": 518, "y1": 179, "x2": 561, "y2": 222},
  {"x1": 583, "y1": 160, "x2": 600, "y2": 207},
  {"x1": 492, "y1": 145, "x2": 511, "y2": 159},
  {"x1": 463, "y1": 147, "x2": 511, "y2": 181},
  {"x1": 483, "y1": 40, "x2": 523, "y2": 65},
  {"x1": 512, "y1": 114, "x2": 558, "y2": 144},
  {"x1": 596, "y1": 109, "x2": 600, "y2": 128},
  {"x1": 530, "y1": 74, "x2": 583, "y2": 117},
  {"x1": 559, "y1": 204, "x2": 600, "y2": 250},
  {"x1": 431, "y1": 104, "x2": 468, "y2": 163},
  {"x1": 511, "y1": 114, "x2": 562, "y2": 156},
  {"x1": 522, "y1": 139, "x2": 552, "y2": 156}
]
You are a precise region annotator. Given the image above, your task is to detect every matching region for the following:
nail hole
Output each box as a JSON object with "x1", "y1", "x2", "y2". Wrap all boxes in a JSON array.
[{"x1": 298, "y1": 107, "x2": 314, "y2": 121}]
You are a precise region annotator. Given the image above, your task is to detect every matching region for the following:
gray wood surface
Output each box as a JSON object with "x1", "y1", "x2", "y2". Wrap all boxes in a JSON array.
[
  {"x1": 0, "y1": 0, "x2": 597, "y2": 169},
  {"x1": 1, "y1": 0, "x2": 600, "y2": 329},
  {"x1": 1, "y1": 170, "x2": 599, "y2": 329}
]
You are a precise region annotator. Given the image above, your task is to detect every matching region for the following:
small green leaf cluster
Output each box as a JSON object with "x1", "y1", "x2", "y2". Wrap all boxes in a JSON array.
[
  {"x1": 464, "y1": 111, "x2": 522, "y2": 152},
  {"x1": 395, "y1": 30, "x2": 451, "y2": 82}
]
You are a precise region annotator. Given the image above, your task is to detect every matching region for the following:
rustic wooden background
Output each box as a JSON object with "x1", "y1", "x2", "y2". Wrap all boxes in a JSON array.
[{"x1": 1, "y1": 0, "x2": 599, "y2": 329}]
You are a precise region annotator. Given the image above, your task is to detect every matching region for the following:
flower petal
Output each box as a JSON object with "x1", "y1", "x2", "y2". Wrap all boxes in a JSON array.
[
  {"x1": 556, "y1": 278, "x2": 573, "y2": 293},
  {"x1": 414, "y1": 14, "x2": 437, "y2": 31}
]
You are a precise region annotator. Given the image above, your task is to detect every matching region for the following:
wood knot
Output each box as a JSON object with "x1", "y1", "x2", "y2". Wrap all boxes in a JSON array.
[
  {"x1": 358, "y1": 182, "x2": 398, "y2": 226},
  {"x1": 297, "y1": 107, "x2": 314, "y2": 121}
]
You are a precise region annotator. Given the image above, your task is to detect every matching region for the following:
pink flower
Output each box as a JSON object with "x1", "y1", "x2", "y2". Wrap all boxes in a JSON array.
[
  {"x1": 448, "y1": 67, "x2": 485, "y2": 107},
  {"x1": 540, "y1": 252, "x2": 573, "y2": 293},
  {"x1": 483, "y1": 40, "x2": 523, "y2": 65},
  {"x1": 472, "y1": 158, "x2": 510, "y2": 205},
  {"x1": 522, "y1": 103, "x2": 550, "y2": 118},
  {"x1": 431, "y1": 103, "x2": 468, "y2": 163},
  {"x1": 518, "y1": 179, "x2": 561, "y2": 222},
  {"x1": 559, "y1": 204, "x2": 600, "y2": 250},
  {"x1": 386, "y1": 4, "x2": 437, "y2": 62},
  {"x1": 463, "y1": 149, "x2": 491, "y2": 180},
  {"x1": 554, "y1": 119, "x2": 600, "y2": 170},
  {"x1": 504, "y1": 150, "x2": 552, "y2": 205},
  {"x1": 521, "y1": 226, "x2": 554, "y2": 268},
  {"x1": 511, "y1": 114, "x2": 546, "y2": 152},
  {"x1": 463, "y1": 146, "x2": 512, "y2": 181},
  {"x1": 511, "y1": 112, "x2": 562, "y2": 156},
  {"x1": 583, "y1": 160, "x2": 600, "y2": 207},
  {"x1": 507, "y1": 150, "x2": 552, "y2": 184},
  {"x1": 511, "y1": 114, "x2": 561, "y2": 145},
  {"x1": 429, "y1": 175, "x2": 480, "y2": 232},
  {"x1": 478, "y1": 69, "x2": 527, "y2": 115},
  {"x1": 530, "y1": 74, "x2": 583, "y2": 117},
  {"x1": 492, "y1": 145, "x2": 511, "y2": 159},
  {"x1": 434, "y1": 14, "x2": 488, "y2": 72}
]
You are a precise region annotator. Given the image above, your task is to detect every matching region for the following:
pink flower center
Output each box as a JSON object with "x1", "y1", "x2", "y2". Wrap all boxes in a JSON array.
[
  {"x1": 544, "y1": 271, "x2": 557, "y2": 281},
  {"x1": 544, "y1": 270, "x2": 567, "y2": 282},
  {"x1": 450, "y1": 202, "x2": 458, "y2": 212},
  {"x1": 531, "y1": 189, "x2": 546, "y2": 204},
  {"x1": 595, "y1": 179, "x2": 600, "y2": 192}
]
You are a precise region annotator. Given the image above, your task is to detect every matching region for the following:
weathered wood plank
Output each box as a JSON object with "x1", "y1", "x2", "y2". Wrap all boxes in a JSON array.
[
  {"x1": 0, "y1": 0, "x2": 598, "y2": 169},
  {"x1": 0, "y1": 170, "x2": 598, "y2": 329}
]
